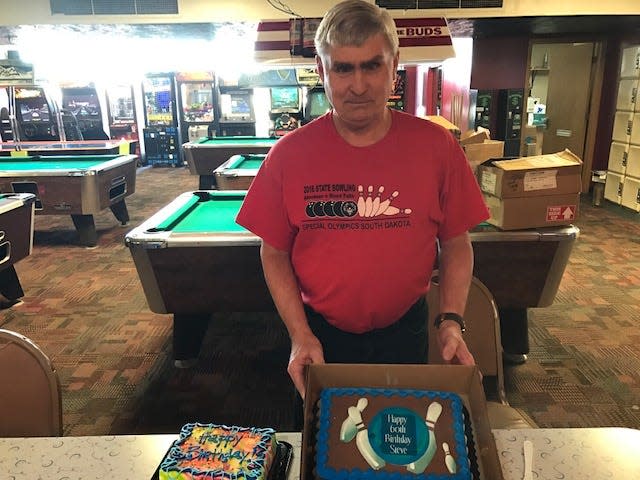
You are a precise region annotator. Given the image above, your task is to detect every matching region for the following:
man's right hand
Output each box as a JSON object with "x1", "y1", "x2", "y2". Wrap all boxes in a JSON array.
[{"x1": 288, "y1": 331, "x2": 325, "y2": 399}]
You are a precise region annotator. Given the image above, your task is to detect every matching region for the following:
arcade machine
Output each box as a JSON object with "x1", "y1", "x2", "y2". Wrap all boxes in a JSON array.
[
  {"x1": 268, "y1": 86, "x2": 302, "y2": 137},
  {"x1": 474, "y1": 89, "x2": 493, "y2": 131},
  {"x1": 217, "y1": 87, "x2": 256, "y2": 137},
  {"x1": 302, "y1": 86, "x2": 331, "y2": 125},
  {"x1": 61, "y1": 85, "x2": 109, "y2": 140},
  {"x1": 176, "y1": 72, "x2": 217, "y2": 143},
  {"x1": 10, "y1": 85, "x2": 63, "y2": 142},
  {"x1": 142, "y1": 72, "x2": 182, "y2": 166},
  {"x1": 105, "y1": 84, "x2": 138, "y2": 142},
  {"x1": 496, "y1": 88, "x2": 524, "y2": 157},
  {"x1": 387, "y1": 70, "x2": 407, "y2": 111}
]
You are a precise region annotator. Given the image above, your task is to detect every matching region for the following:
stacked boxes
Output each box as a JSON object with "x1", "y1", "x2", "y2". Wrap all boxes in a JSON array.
[
  {"x1": 460, "y1": 129, "x2": 505, "y2": 174},
  {"x1": 477, "y1": 149, "x2": 583, "y2": 230},
  {"x1": 606, "y1": 44, "x2": 640, "y2": 212}
]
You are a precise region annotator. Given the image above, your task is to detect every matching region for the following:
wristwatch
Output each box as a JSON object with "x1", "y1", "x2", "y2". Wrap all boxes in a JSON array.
[{"x1": 434, "y1": 312, "x2": 466, "y2": 333}]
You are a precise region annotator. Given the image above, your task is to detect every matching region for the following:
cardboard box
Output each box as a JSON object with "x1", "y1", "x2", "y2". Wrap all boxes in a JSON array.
[
  {"x1": 301, "y1": 364, "x2": 503, "y2": 480},
  {"x1": 483, "y1": 192, "x2": 580, "y2": 230},
  {"x1": 463, "y1": 140, "x2": 505, "y2": 174},
  {"x1": 460, "y1": 129, "x2": 490, "y2": 146},
  {"x1": 478, "y1": 149, "x2": 583, "y2": 199},
  {"x1": 423, "y1": 115, "x2": 460, "y2": 138},
  {"x1": 477, "y1": 150, "x2": 583, "y2": 229}
]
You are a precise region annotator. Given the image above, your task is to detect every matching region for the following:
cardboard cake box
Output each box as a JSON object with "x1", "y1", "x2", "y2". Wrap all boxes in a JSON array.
[{"x1": 301, "y1": 364, "x2": 503, "y2": 480}]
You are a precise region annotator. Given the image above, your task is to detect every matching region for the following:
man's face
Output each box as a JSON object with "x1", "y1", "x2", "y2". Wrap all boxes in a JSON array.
[{"x1": 317, "y1": 33, "x2": 399, "y2": 131}]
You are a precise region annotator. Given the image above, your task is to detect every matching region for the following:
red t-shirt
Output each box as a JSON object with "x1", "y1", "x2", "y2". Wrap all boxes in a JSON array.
[{"x1": 236, "y1": 110, "x2": 489, "y2": 333}]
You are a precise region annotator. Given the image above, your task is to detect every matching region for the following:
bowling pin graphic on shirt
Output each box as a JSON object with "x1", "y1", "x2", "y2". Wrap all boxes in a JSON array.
[{"x1": 356, "y1": 185, "x2": 411, "y2": 217}]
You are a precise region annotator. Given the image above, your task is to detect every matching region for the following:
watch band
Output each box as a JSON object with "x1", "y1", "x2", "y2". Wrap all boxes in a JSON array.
[{"x1": 434, "y1": 312, "x2": 466, "y2": 333}]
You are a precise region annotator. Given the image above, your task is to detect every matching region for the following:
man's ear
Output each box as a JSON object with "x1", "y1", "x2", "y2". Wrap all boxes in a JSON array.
[{"x1": 315, "y1": 55, "x2": 324, "y2": 78}]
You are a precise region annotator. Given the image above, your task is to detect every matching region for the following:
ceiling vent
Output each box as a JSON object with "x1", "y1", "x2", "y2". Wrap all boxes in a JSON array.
[
  {"x1": 50, "y1": 0, "x2": 178, "y2": 15},
  {"x1": 376, "y1": 1, "x2": 503, "y2": 9}
]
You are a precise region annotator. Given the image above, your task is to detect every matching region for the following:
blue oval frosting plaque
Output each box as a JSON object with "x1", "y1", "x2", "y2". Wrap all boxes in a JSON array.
[{"x1": 367, "y1": 407, "x2": 428, "y2": 465}]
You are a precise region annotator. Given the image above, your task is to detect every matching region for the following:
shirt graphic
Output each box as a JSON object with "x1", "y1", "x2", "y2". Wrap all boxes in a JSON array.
[{"x1": 303, "y1": 184, "x2": 412, "y2": 231}]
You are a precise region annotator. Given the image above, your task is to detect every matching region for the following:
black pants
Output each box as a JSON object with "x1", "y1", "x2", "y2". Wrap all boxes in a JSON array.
[{"x1": 292, "y1": 297, "x2": 429, "y2": 429}]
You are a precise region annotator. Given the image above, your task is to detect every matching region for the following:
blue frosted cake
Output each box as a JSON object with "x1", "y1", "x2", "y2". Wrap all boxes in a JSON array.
[{"x1": 316, "y1": 388, "x2": 471, "y2": 480}]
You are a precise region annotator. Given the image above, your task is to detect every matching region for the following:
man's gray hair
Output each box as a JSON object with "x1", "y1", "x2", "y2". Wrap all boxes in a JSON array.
[{"x1": 314, "y1": 0, "x2": 399, "y2": 58}]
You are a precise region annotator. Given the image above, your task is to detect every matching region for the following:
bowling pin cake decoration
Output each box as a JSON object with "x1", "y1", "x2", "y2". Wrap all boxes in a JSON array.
[
  {"x1": 442, "y1": 442, "x2": 457, "y2": 473},
  {"x1": 407, "y1": 402, "x2": 442, "y2": 474}
]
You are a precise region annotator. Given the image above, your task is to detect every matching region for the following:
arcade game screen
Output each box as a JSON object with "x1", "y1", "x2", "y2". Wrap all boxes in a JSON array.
[
  {"x1": 270, "y1": 87, "x2": 300, "y2": 113},
  {"x1": 143, "y1": 76, "x2": 175, "y2": 126},
  {"x1": 307, "y1": 90, "x2": 331, "y2": 119},
  {"x1": 15, "y1": 88, "x2": 50, "y2": 123},
  {"x1": 109, "y1": 95, "x2": 135, "y2": 123},
  {"x1": 228, "y1": 95, "x2": 251, "y2": 116},
  {"x1": 180, "y1": 82, "x2": 214, "y2": 123},
  {"x1": 62, "y1": 89, "x2": 102, "y2": 119}
]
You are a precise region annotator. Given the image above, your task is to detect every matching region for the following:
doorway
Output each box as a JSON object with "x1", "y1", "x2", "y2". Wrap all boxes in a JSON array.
[{"x1": 526, "y1": 41, "x2": 603, "y2": 189}]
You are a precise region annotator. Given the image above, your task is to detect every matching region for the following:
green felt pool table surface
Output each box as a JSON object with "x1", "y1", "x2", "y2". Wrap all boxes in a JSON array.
[
  {"x1": 191, "y1": 136, "x2": 277, "y2": 147},
  {"x1": 155, "y1": 191, "x2": 246, "y2": 233},
  {"x1": 224, "y1": 154, "x2": 264, "y2": 170},
  {"x1": 0, "y1": 155, "x2": 129, "y2": 172}
]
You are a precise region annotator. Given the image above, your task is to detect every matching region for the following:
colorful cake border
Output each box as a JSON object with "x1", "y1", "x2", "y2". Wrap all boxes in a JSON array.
[
  {"x1": 159, "y1": 422, "x2": 276, "y2": 480},
  {"x1": 316, "y1": 388, "x2": 471, "y2": 480}
]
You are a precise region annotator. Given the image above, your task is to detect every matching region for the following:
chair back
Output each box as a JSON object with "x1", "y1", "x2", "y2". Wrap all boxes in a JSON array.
[
  {"x1": 0, "y1": 328, "x2": 63, "y2": 437},
  {"x1": 426, "y1": 271, "x2": 506, "y2": 404}
]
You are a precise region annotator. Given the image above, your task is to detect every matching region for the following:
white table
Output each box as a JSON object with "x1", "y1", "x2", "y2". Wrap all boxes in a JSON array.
[
  {"x1": 493, "y1": 428, "x2": 640, "y2": 479},
  {"x1": 1, "y1": 429, "x2": 638, "y2": 479},
  {"x1": 0, "y1": 432, "x2": 301, "y2": 480}
]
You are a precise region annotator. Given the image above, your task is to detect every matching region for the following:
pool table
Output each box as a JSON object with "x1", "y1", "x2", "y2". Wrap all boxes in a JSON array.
[
  {"x1": 0, "y1": 193, "x2": 35, "y2": 305},
  {"x1": 0, "y1": 139, "x2": 137, "y2": 157},
  {"x1": 126, "y1": 190, "x2": 578, "y2": 365},
  {"x1": 469, "y1": 223, "x2": 579, "y2": 361},
  {"x1": 213, "y1": 154, "x2": 265, "y2": 191},
  {"x1": 0, "y1": 154, "x2": 138, "y2": 247},
  {"x1": 182, "y1": 136, "x2": 277, "y2": 189}
]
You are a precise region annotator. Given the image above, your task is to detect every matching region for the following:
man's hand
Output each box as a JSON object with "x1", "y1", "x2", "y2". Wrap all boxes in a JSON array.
[
  {"x1": 437, "y1": 322, "x2": 475, "y2": 365},
  {"x1": 288, "y1": 330, "x2": 325, "y2": 399}
]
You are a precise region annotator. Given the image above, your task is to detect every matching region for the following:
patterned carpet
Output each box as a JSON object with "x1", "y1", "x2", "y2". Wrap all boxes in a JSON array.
[{"x1": 1, "y1": 166, "x2": 639, "y2": 436}]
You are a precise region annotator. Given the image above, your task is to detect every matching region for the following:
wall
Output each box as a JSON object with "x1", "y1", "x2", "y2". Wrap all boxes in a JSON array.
[{"x1": 470, "y1": 37, "x2": 529, "y2": 90}]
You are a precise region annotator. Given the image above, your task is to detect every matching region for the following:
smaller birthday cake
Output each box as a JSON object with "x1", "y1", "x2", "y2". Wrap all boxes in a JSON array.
[{"x1": 159, "y1": 423, "x2": 276, "y2": 480}]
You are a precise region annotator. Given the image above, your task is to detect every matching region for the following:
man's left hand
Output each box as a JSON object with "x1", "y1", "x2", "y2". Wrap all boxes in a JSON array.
[{"x1": 437, "y1": 324, "x2": 475, "y2": 365}]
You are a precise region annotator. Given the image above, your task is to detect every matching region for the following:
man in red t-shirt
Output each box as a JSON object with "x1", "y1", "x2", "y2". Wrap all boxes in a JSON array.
[{"x1": 236, "y1": 0, "x2": 489, "y2": 402}]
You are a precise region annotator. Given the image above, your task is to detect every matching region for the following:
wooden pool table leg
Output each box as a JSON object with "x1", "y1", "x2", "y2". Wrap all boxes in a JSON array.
[
  {"x1": 71, "y1": 214, "x2": 98, "y2": 247},
  {"x1": 109, "y1": 200, "x2": 130, "y2": 225},
  {"x1": 173, "y1": 313, "x2": 210, "y2": 368}
]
